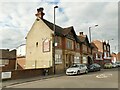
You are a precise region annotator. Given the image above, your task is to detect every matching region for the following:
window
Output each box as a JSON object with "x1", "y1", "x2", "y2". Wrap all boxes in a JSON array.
[
  {"x1": 74, "y1": 56, "x2": 80, "y2": 63},
  {"x1": 107, "y1": 46, "x2": 109, "y2": 51},
  {"x1": 0, "y1": 59, "x2": 9, "y2": 65},
  {"x1": 104, "y1": 52, "x2": 107, "y2": 58},
  {"x1": 83, "y1": 57, "x2": 87, "y2": 64},
  {"x1": 83, "y1": 45, "x2": 87, "y2": 52},
  {"x1": 66, "y1": 39, "x2": 73, "y2": 49},
  {"x1": 36, "y1": 42, "x2": 38, "y2": 47},
  {"x1": 96, "y1": 53, "x2": 98, "y2": 59},
  {"x1": 76, "y1": 43, "x2": 80, "y2": 49},
  {"x1": 104, "y1": 45, "x2": 106, "y2": 50},
  {"x1": 55, "y1": 54, "x2": 62, "y2": 64},
  {"x1": 55, "y1": 37, "x2": 61, "y2": 46}
]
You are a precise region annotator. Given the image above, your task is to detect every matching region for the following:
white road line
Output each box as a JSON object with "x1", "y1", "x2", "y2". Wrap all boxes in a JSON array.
[{"x1": 96, "y1": 73, "x2": 112, "y2": 78}]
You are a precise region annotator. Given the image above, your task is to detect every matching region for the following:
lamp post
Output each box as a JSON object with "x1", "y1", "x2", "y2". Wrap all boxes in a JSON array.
[
  {"x1": 107, "y1": 38, "x2": 114, "y2": 56},
  {"x1": 53, "y1": 5, "x2": 58, "y2": 75},
  {"x1": 89, "y1": 24, "x2": 98, "y2": 43},
  {"x1": 108, "y1": 38, "x2": 114, "y2": 44}
]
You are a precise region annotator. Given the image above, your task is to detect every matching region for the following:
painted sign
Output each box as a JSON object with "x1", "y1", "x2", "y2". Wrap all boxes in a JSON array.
[
  {"x1": 2, "y1": 72, "x2": 11, "y2": 79},
  {"x1": 43, "y1": 39, "x2": 50, "y2": 52}
]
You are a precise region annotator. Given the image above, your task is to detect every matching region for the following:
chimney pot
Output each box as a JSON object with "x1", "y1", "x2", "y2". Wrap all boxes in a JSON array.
[
  {"x1": 79, "y1": 32, "x2": 83, "y2": 35},
  {"x1": 35, "y1": 7, "x2": 45, "y2": 19}
]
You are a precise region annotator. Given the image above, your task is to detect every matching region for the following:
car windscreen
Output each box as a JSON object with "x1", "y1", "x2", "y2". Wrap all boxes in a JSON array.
[{"x1": 70, "y1": 65, "x2": 79, "y2": 68}]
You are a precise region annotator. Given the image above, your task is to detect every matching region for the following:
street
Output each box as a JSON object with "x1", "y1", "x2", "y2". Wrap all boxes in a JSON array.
[{"x1": 5, "y1": 68, "x2": 119, "y2": 88}]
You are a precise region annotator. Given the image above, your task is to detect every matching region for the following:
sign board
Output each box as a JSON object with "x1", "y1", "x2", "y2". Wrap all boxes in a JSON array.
[
  {"x1": 1, "y1": 72, "x2": 11, "y2": 79},
  {"x1": 43, "y1": 39, "x2": 50, "y2": 52}
]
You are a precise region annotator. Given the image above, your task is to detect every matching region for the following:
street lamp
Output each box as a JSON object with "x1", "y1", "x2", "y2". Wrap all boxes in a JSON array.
[
  {"x1": 53, "y1": 5, "x2": 58, "y2": 75},
  {"x1": 108, "y1": 38, "x2": 114, "y2": 44},
  {"x1": 89, "y1": 24, "x2": 98, "y2": 43}
]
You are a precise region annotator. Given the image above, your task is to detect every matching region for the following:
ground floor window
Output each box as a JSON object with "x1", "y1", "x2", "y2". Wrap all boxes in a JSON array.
[
  {"x1": 74, "y1": 56, "x2": 80, "y2": 63},
  {"x1": 55, "y1": 54, "x2": 62, "y2": 64},
  {"x1": 82, "y1": 57, "x2": 87, "y2": 64}
]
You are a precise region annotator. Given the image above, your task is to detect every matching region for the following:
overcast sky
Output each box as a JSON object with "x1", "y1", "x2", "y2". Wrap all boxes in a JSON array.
[{"x1": 0, "y1": 0, "x2": 119, "y2": 53}]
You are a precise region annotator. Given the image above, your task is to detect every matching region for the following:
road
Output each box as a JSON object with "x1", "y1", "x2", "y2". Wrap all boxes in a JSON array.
[{"x1": 5, "y1": 68, "x2": 119, "y2": 88}]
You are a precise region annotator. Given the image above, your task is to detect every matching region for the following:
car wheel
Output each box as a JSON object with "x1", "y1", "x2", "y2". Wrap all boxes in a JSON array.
[
  {"x1": 99, "y1": 68, "x2": 101, "y2": 71},
  {"x1": 77, "y1": 70, "x2": 80, "y2": 75},
  {"x1": 85, "y1": 69, "x2": 88, "y2": 74}
]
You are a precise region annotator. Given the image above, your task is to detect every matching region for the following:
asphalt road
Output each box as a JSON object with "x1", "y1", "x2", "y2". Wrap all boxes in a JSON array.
[{"x1": 5, "y1": 68, "x2": 119, "y2": 88}]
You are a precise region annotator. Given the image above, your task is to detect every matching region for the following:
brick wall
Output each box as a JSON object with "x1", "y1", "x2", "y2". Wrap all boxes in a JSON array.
[
  {"x1": 11, "y1": 68, "x2": 53, "y2": 80},
  {"x1": 17, "y1": 57, "x2": 25, "y2": 70},
  {"x1": 1, "y1": 59, "x2": 16, "y2": 72},
  {"x1": 55, "y1": 64, "x2": 64, "y2": 74}
]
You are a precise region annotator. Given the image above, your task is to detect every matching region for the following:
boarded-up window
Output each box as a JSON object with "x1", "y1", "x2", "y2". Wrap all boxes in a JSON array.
[{"x1": 0, "y1": 59, "x2": 9, "y2": 65}]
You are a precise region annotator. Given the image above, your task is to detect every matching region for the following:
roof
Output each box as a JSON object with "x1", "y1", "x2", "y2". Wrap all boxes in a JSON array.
[
  {"x1": 42, "y1": 19, "x2": 64, "y2": 36},
  {"x1": 63, "y1": 26, "x2": 73, "y2": 36},
  {"x1": 0, "y1": 49, "x2": 16, "y2": 59},
  {"x1": 42, "y1": 19, "x2": 81, "y2": 43},
  {"x1": 78, "y1": 35, "x2": 86, "y2": 42},
  {"x1": 77, "y1": 35, "x2": 91, "y2": 47},
  {"x1": 91, "y1": 42, "x2": 98, "y2": 49}
]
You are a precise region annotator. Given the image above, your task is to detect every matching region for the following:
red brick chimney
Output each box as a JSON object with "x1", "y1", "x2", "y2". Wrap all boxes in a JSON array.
[{"x1": 35, "y1": 7, "x2": 45, "y2": 19}]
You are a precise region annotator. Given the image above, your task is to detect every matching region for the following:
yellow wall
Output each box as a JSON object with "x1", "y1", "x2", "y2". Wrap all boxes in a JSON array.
[{"x1": 26, "y1": 19, "x2": 53, "y2": 69}]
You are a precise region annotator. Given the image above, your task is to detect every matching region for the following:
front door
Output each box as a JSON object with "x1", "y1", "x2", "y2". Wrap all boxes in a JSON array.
[{"x1": 65, "y1": 54, "x2": 74, "y2": 69}]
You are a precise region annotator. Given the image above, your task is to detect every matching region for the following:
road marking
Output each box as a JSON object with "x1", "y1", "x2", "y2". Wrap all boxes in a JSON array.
[{"x1": 96, "y1": 73, "x2": 112, "y2": 78}]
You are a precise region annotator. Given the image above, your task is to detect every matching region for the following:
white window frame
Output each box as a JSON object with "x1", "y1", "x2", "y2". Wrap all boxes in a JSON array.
[{"x1": 55, "y1": 54, "x2": 62, "y2": 64}]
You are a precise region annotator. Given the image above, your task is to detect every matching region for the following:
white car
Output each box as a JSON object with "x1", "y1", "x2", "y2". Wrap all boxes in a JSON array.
[
  {"x1": 115, "y1": 62, "x2": 120, "y2": 67},
  {"x1": 112, "y1": 63, "x2": 117, "y2": 68},
  {"x1": 66, "y1": 64, "x2": 88, "y2": 75}
]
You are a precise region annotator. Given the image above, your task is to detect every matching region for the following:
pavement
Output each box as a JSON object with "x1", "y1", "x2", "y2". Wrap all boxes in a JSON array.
[{"x1": 2, "y1": 73, "x2": 65, "y2": 88}]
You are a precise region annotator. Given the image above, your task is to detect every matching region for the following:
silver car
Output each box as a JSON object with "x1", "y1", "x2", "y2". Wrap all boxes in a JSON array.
[{"x1": 66, "y1": 64, "x2": 88, "y2": 75}]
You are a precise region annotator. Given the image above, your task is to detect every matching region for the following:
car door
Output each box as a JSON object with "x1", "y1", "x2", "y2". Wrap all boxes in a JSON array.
[
  {"x1": 81, "y1": 65, "x2": 85, "y2": 73},
  {"x1": 83, "y1": 65, "x2": 87, "y2": 73},
  {"x1": 79, "y1": 65, "x2": 83, "y2": 73}
]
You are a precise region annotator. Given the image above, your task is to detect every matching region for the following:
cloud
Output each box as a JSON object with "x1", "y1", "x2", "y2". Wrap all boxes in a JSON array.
[{"x1": 0, "y1": 1, "x2": 118, "y2": 53}]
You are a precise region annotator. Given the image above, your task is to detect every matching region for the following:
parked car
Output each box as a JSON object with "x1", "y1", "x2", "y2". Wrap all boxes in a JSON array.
[
  {"x1": 112, "y1": 63, "x2": 117, "y2": 68},
  {"x1": 115, "y1": 62, "x2": 120, "y2": 67},
  {"x1": 66, "y1": 64, "x2": 88, "y2": 75},
  {"x1": 104, "y1": 63, "x2": 112, "y2": 69},
  {"x1": 88, "y1": 63, "x2": 101, "y2": 72}
]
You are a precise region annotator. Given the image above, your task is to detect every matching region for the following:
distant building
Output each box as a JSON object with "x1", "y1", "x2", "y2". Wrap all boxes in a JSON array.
[
  {"x1": 16, "y1": 44, "x2": 26, "y2": 70},
  {"x1": 111, "y1": 52, "x2": 117, "y2": 63},
  {"x1": 116, "y1": 52, "x2": 120, "y2": 61},
  {"x1": 78, "y1": 32, "x2": 93, "y2": 65},
  {"x1": 92, "y1": 40, "x2": 111, "y2": 66},
  {"x1": 0, "y1": 49, "x2": 16, "y2": 71}
]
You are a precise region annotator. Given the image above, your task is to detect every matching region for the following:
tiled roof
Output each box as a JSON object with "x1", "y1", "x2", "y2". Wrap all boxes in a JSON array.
[
  {"x1": 0, "y1": 49, "x2": 16, "y2": 59},
  {"x1": 42, "y1": 19, "x2": 64, "y2": 36},
  {"x1": 42, "y1": 19, "x2": 80, "y2": 43},
  {"x1": 91, "y1": 42, "x2": 98, "y2": 49},
  {"x1": 63, "y1": 26, "x2": 73, "y2": 36},
  {"x1": 78, "y1": 35, "x2": 86, "y2": 42}
]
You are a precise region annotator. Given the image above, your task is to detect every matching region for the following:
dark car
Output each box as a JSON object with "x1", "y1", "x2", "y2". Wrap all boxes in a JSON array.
[{"x1": 88, "y1": 63, "x2": 101, "y2": 72}]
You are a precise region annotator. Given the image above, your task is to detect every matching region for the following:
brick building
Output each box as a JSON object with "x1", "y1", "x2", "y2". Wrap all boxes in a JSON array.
[
  {"x1": 16, "y1": 44, "x2": 26, "y2": 70},
  {"x1": 25, "y1": 7, "x2": 95, "y2": 74},
  {"x1": 92, "y1": 40, "x2": 111, "y2": 66},
  {"x1": 0, "y1": 49, "x2": 16, "y2": 72}
]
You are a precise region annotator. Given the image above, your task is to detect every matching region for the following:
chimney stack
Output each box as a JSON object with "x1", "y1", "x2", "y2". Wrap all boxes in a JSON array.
[
  {"x1": 79, "y1": 32, "x2": 83, "y2": 35},
  {"x1": 35, "y1": 7, "x2": 45, "y2": 19}
]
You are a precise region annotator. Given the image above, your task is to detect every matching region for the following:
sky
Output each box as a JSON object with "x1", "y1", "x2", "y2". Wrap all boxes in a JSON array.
[{"x1": 0, "y1": 0, "x2": 119, "y2": 53}]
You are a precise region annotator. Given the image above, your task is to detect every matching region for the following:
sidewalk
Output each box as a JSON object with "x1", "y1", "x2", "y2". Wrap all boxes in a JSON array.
[{"x1": 2, "y1": 74, "x2": 65, "y2": 88}]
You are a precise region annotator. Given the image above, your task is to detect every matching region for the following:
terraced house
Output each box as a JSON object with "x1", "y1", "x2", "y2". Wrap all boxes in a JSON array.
[{"x1": 25, "y1": 7, "x2": 95, "y2": 74}]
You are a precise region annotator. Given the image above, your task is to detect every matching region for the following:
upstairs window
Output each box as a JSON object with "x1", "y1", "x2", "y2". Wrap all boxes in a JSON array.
[
  {"x1": 55, "y1": 37, "x2": 61, "y2": 46},
  {"x1": 66, "y1": 39, "x2": 74, "y2": 49},
  {"x1": 76, "y1": 43, "x2": 80, "y2": 49}
]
